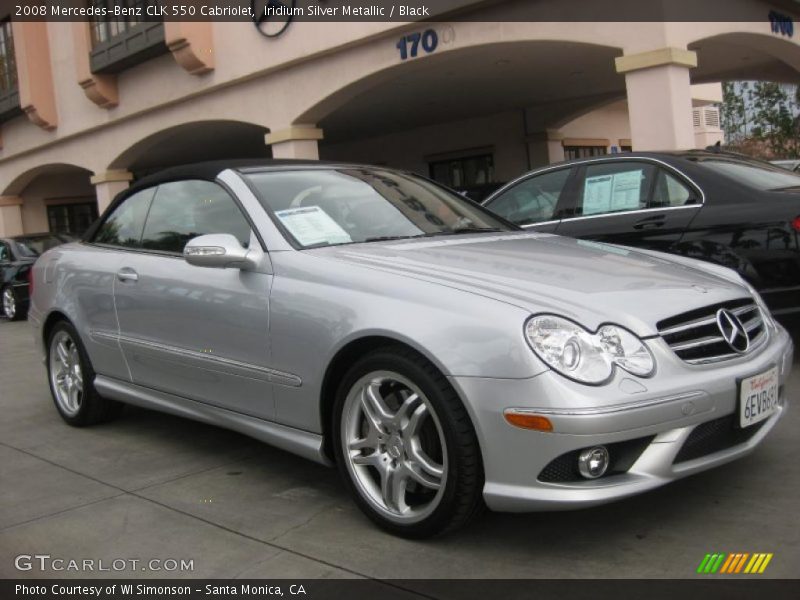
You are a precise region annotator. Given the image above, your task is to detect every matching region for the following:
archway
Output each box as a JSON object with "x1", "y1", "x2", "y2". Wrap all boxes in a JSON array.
[
  {"x1": 109, "y1": 120, "x2": 271, "y2": 178},
  {"x1": 2, "y1": 163, "x2": 95, "y2": 236},
  {"x1": 299, "y1": 40, "x2": 625, "y2": 189}
]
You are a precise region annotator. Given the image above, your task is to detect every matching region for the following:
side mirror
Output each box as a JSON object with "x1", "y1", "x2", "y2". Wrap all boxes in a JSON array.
[{"x1": 183, "y1": 234, "x2": 258, "y2": 270}]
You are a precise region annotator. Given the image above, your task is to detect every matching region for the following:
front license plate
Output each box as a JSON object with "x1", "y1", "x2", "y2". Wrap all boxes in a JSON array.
[{"x1": 738, "y1": 366, "x2": 779, "y2": 428}]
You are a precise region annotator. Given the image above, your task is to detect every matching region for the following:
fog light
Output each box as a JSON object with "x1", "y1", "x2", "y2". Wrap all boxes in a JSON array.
[{"x1": 577, "y1": 446, "x2": 610, "y2": 479}]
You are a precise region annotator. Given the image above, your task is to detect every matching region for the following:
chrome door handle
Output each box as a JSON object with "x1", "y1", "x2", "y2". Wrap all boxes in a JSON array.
[{"x1": 117, "y1": 268, "x2": 138, "y2": 283}]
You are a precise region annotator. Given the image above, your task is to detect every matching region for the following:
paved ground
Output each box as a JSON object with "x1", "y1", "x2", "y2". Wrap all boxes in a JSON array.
[{"x1": 0, "y1": 319, "x2": 798, "y2": 580}]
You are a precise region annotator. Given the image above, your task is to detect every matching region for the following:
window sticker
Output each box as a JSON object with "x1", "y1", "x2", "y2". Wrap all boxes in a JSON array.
[
  {"x1": 275, "y1": 206, "x2": 352, "y2": 247},
  {"x1": 583, "y1": 169, "x2": 643, "y2": 215}
]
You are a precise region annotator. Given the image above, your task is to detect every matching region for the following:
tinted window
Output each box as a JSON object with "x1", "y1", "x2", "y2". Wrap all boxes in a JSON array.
[
  {"x1": 0, "y1": 242, "x2": 10, "y2": 262},
  {"x1": 487, "y1": 169, "x2": 569, "y2": 225},
  {"x1": 577, "y1": 162, "x2": 655, "y2": 216},
  {"x1": 696, "y1": 159, "x2": 800, "y2": 190},
  {"x1": 92, "y1": 188, "x2": 155, "y2": 248},
  {"x1": 140, "y1": 180, "x2": 252, "y2": 254},
  {"x1": 651, "y1": 170, "x2": 694, "y2": 207},
  {"x1": 245, "y1": 168, "x2": 513, "y2": 249}
]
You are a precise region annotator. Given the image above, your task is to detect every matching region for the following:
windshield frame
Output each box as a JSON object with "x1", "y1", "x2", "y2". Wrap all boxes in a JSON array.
[{"x1": 240, "y1": 166, "x2": 520, "y2": 251}]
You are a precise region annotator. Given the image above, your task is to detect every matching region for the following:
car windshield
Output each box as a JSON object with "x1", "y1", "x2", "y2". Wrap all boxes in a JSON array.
[
  {"x1": 245, "y1": 168, "x2": 516, "y2": 248},
  {"x1": 696, "y1": 158, "x2": 800, "y2": 191},
  {"x1": 13, "y1": 234, "x2": 72, "y2": 258}
]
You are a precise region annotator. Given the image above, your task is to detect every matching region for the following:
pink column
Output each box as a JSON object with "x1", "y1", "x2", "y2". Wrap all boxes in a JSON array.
[
  {"x1": 266, "y1": 127, "x2": 324, "y2": 160},
  {"x1": 91, "y1": 171, "x2": 133, "y2": 214},
  {"x1": 616, "y1": 49, "x2": 697, "y2": 151},
  {"x1": 0, "y1": 197, "x2": 24, "y2": 237}
]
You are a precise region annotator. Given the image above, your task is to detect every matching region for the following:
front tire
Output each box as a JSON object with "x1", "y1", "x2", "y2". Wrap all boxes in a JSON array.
[
  {"x1": 332, "y1": 346, "x2": 484, "y2": 538},
  {"x1": 47, "y1": 321, "x2": 123, "y2": 426},
  {"x1": 2, "y1": 286, "x2": 23, "y2": 321}
]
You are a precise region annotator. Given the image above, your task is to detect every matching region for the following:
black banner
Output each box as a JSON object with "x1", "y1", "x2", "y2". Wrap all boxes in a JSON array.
[
  {"x1": 2, "y1": 0, "x2": 800, "y2": 22},
  {"x1": 2, "y1": 579, "x2": 800, "y2": 600}
]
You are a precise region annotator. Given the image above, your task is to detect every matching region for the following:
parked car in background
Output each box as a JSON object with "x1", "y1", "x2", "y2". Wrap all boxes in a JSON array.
[
  {"x1": 484, "y1": 151, "x2": 800, "y2": 317},
  {"x1": 1, "y1": 233, "x2": 75, "y2": 320},
  {"x1": 29, "y1": 161, "x2": 794, "y2": 537},
  {"x1": 771, "y1": 159, "x2": 800, "y2": 172}
]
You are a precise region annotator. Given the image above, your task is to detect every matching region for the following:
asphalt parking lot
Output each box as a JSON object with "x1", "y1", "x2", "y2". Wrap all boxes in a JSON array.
[{"x1": 0, "y1": 319, "x2": 798, "y2": 580}]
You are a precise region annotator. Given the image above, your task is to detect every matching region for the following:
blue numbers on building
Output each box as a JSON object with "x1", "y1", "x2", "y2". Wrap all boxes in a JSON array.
[
  {"x1": 396, "y1": 29, "x2": 439, "y2": 60},
  {"x1": 769, "y1": 11, "x2": 794, "y2": 37}
]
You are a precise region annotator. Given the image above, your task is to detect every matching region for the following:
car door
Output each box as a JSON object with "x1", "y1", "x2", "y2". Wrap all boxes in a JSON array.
[
  {"x1": 555, "y1": 159, "x2": 701, "y2": 252},
  {"x1": 482, "y1": 166, "x2": 575, "y2": 233},
  {"x1": 73, "y1": 188, "x2": 158, "y2": 382},
  {"x1": 112, "y1": 179, "x2": 275, "y2": 420}
]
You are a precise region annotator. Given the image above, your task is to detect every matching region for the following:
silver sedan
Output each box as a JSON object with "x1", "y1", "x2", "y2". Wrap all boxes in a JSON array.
[{"x1": 29, "y1": 162, "x2": 794, "y2": 537}]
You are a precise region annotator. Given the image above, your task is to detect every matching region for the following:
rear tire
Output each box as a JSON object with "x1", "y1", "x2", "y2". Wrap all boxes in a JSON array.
[
  {"x1": 2, "y1": 286, "x2": 23, "y2": 321},
  {"x1": 47, "y1": 321, "x2": 123, "y2": 426},
  {"x1": 332, "y1": 345, "x2": 484, "y2": 538}
]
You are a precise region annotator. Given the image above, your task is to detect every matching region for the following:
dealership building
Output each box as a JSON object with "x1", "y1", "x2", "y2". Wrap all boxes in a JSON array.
[{"x1": 0, "y1": 0, "x2": 798, "y2": 237}]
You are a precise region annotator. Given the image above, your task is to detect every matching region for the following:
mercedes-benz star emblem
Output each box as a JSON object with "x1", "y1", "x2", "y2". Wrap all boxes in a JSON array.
[{"x1": 716, "y1": 309, "x2": 749, "y2": 353}]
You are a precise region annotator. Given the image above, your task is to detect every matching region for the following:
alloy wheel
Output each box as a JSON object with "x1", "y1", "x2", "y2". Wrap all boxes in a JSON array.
[
  {"x1": 341, "y1": 371, "x2": 448, "y2": 524},
  {"x1": 49, "y1": 330, "x2": 84, "y2": 417}
]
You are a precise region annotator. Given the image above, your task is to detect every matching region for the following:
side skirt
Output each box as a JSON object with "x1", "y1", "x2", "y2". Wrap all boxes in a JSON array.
[{"x1": 94, "y1": 375, "x2": 332, "y2": 466}]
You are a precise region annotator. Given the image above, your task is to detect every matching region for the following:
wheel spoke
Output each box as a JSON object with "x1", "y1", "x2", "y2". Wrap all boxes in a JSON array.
[
  {"x1": 405, "y1": 462, "x2": 442, "y2": 490},
  {"x1": 401, "y1": 403, "x2": 429, "y2": 445},
  {"x1": 392, "y1": 392, "x2": 420, "y2": 427},
  {"x1": 73, "y1": 365, "x2": 83, "y2": 388},
  {"x1": 68, "y1": 384, "x2": 80, "y2": 411},
  {"x1": 348, "y1": 437, "x2": 376, "y2": 452},
  {"x1": 56, "y1": 342, "x2": 70, "y2": 368},
  {"x1": 381, "y1": 464, "x2": 409, "y2": 513},
  {"x1": 360, "y1": 383, "x2": 393, "y2": 432},
  {"x1": 351, "y1": 452, "x2": 381, "y2": 467},
  {"x1": 406, "y1": 445, "x2": 444, "y2": 489}
]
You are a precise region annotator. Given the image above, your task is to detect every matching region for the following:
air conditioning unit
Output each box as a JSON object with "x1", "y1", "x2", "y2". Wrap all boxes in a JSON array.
[
  {"x1": 693, "y1": 107, "x2": 721, "y2": 131},
  {"x1": 692, "y1": 106, "x2": 723, "y2": 149}
]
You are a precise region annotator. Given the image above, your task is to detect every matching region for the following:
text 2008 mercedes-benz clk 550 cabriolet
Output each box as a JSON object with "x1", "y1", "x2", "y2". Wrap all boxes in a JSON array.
[{"x1": 29, "y1": 161, "x2": 794, "y2": 537}]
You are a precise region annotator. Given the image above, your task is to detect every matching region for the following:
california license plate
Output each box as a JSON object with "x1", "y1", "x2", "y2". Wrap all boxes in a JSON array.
[{"x1": 738, "y1": 366, "x2": 779, "y2": 428}]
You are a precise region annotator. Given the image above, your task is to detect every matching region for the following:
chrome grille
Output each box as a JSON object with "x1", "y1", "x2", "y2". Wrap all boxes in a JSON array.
[{"x1": 657, "y1": 298, "x2": 767, "y2": 365}]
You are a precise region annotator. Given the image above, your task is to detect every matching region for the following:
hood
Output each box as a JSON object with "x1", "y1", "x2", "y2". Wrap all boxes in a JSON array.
[{"x1": 309, "y1": 232, "x2": 749, "y2": 336}]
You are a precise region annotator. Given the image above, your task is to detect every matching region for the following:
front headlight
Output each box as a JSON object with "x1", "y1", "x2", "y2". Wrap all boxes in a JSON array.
[{"x1": 524, "y1": 315, "x2": 655, "y2": 385}]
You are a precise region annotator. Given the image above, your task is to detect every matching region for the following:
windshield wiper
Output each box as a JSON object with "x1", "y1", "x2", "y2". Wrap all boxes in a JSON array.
[
  {"x1": 362, "y1": 235, "x2": 425, "y2": 243},
  {"x1": 425, "y1": 227, "x2": 506, "y2": 237}
]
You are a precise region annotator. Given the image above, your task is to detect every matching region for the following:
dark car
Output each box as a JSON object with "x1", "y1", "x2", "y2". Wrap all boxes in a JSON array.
[
  {"x1": 483, "y1": 151, "x2": 800, "y2": 317},
  {"x1": 1, "y1": 233, "x2": 74, "y2": 320}
]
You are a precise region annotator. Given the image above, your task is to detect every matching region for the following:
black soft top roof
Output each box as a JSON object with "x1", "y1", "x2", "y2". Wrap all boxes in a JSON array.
[{"x1": 125, "y1": 159, "x2": 359, "y2": 196}]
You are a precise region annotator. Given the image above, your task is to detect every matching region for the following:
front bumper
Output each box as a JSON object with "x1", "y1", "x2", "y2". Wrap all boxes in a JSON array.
[{"x1": 450, "y1": 324, "x2": 794, "y2": 513}]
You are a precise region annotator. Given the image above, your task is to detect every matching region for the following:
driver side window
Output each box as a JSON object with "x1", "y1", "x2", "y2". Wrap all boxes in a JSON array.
[
  {"x1": 140, "y1": 180, "x2": 253, "y2": 254},
  {"x1": 488, "y1": 169, "x2": 570, "y2": 226}
]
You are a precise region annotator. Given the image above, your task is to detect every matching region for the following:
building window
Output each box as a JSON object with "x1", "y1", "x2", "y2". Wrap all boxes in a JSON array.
[
  {"x1": 564, "y1": 146, "x2": 608, "y2": 160},
  {"x1": 0, "y1": 19, "x2": 16, "y2": 93},
  {"x1": 429, "y1": 154, "x2": 495, "y2": 190},
  {"x1": 47, "y1": 203, "x2": 99, "y2": 236},
  {"x1": 89, "y1": 0, "x2": 152, "y2": 46},
  {"x1": 0, "y1": 18, "x2": 20, "y2": 122},
  {"x1": 88, "y1": 1, "x2": 167, "y2": 74}
]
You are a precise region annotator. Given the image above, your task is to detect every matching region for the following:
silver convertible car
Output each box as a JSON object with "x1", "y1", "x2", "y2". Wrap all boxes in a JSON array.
[{"x1": 30, "y1": 161, "x2": 794, "y2": 537}]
